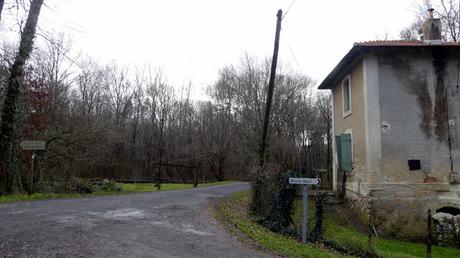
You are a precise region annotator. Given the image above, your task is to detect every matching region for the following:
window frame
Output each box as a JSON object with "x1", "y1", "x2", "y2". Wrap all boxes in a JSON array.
[{"x1": 342, "y1": 75, "x2": 352, "y2": 118}]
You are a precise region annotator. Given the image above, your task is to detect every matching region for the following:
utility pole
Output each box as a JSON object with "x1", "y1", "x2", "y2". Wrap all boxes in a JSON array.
[
  {"x1": 252, "y1": 9, "x2": 282, "y2": 214},
  {"x1": 258, "y1": 9, "x2": 283, "y2": 168}
]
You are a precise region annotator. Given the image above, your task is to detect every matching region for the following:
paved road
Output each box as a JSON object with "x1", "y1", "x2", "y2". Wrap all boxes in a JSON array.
[{"x1": 0, "y1": 182, "x2": 269, "y2": 258}]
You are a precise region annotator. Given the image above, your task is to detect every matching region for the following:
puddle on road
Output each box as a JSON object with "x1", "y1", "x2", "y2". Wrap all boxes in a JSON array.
[
  {"x1": 150, "y1": 221, "x2": 212, "y2": 236},
  {"x1": 100, "y1": 208, "x2": 145, "y2": 219},
  {"x1": 56, "y1": 207, "x2": 212, "y2": 237},
  {"x1": 56, "y1": 214, "x2": 97, "y2": 228},
  {"x1": 56, "y1": 208, "x2": 146, "y2": 226},
  {"x1": 87, "y1": 208, "x2": 146, "y2": 220}
]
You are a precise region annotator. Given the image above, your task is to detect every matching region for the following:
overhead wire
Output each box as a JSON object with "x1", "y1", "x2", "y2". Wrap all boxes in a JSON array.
[
  {"x1": 288, "y1": 45, "x2": 303, "y2": 72},
  {"x1": 279, "y1": 0, "x2": 303, "y2": 72},
  {"x1": 282, "y1": 0, "x2": 297, "y2": 20},
  {"x1": 35, "y1": 28, "x2": 85, "y2": 71}
]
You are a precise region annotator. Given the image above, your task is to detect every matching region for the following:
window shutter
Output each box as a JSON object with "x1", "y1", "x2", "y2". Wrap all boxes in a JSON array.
[{"x1": 340, "y1": 134, "x2": 352, "y2": 171}]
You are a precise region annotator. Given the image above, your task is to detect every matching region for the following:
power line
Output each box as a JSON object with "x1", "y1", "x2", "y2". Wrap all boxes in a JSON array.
[
  {"x1": 282, "y1": 0, "x2": 297, "y2": 20},
  {"x1": 288, "y1": 44, "x2": 302, "y2": 72},
  {"x1": 35, "y1": 29, "x2": 84, "y2": 71},
  {"x1": 42, "y1": 3, "x2": 88, "y2": 34}
]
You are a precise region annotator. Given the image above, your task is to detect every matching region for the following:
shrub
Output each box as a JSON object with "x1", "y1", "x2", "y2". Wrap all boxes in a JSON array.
[
  {"x1": 70, "y1": 177, "x2": 96, "y2": 193},
  {"x1": 97, "y1": 179, "x2": 122, "y2": 192},
  {"x1": 33, "y1": 177, "x2": 96, "y2": 194},
  {"x1": 271, "y1": 170, "x2": 299, "y2": 234},
  {"x1": 257, "y1": 170, "x2": 299, "y2": 235}
]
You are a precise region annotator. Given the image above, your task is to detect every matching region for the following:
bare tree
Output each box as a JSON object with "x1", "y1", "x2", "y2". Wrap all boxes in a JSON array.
[
  {"x1": 401, "y1": 0, "x2": 459, "y2": 42},
  {"x1": 438, "y1": 0, "x2": 459, "y2": 41}
]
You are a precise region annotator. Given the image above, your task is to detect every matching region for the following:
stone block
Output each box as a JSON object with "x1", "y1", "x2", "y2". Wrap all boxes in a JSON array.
[
  {"x1": 395, "y1": 189, "x2": 414, "y2": 198},
  {"x1": 371, "y1": 190, "x2": 395, "y2": 199},
  {"x1": 414, "y1": 190, "x2": 436, "y2": 198},
  {"x1": 415, "y1": 183, "x2": 450, "y2": 192}
]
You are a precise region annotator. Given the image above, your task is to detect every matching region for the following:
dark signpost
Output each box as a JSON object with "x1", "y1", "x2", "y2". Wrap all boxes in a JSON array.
[{"x1": 20, "y1": 140, "x2": 46, "y2": 195}]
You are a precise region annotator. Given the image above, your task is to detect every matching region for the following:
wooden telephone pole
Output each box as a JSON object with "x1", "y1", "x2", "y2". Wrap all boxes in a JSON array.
[
  {"x1": 252, "y1": 9, "x2": 283, "y2": 214},
  {"x1": 258, "y1": 9, "x2": 283, "y2": 168}
]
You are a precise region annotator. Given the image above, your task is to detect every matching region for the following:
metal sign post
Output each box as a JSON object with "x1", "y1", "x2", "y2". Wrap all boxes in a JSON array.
[
  {"x1": 302, "y1": 184, "x2": 308, "y2": 243},
  {"x1": 289, "y1": 177, "x2": 321, "y2": 243}
]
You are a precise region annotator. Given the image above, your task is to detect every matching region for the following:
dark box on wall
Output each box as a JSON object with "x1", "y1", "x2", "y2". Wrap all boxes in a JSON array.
[{"x1": 408, "y1": 159, "x2": 421, "y2": 170}]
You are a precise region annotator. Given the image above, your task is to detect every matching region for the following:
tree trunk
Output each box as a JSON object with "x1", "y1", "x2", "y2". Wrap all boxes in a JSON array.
[
  {"x1": 0, "y1": 0, "x2": 5, "y2": 22},
  {"x1": 0, "y1": 0, "x2": 44, "y2": 194}
]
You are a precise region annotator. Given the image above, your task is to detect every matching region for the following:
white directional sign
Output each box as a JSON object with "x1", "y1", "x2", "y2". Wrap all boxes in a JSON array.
[
  {"x1": 20, "y1": 141, "x2": 46, "y2": 150},
  {"x1": 289, "y1": 177, "x2": 320, "y2": 185}
]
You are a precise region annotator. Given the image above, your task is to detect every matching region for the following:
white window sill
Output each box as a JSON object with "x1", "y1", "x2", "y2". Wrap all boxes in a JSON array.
[{"x1": 343, "y1": 111, "x2": 352, "y2": 118}]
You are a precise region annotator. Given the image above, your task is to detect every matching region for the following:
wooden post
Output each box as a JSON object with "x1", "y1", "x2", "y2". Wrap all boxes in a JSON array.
[
  {"x1": 368, "y1": 199, "x2": 374, "y2": 254},
  {"x1": 193, "y1": 168, "x2": 198, "y2": 188},
  {"x1": 27, "y1": 152, "x2": 35, "y2": 195},
  {"x1": 155, "y1": 163, "x2": 161, "y2": 190},
  {"x1": 252, "y1": 9, "x2": 283, "y2": 214},
  {"x1": 340, "y1": 170, "x2": 346, "y2": 199},
  {"x1": 258, "y1": 9, "x2": 283, "y2": 168},
  {"x1": 427, "y1": 209, "x2": 432, "y2": 258}
]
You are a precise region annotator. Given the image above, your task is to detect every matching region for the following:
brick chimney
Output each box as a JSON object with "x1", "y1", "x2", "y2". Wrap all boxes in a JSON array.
[{"x1": 421, "y1": 8, "x2": 442, "y2": 41}]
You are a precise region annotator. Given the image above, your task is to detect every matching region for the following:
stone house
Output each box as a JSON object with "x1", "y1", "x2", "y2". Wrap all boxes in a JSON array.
[{"x1": 318, "y1": 13, "x2": 460, "y2": 238}]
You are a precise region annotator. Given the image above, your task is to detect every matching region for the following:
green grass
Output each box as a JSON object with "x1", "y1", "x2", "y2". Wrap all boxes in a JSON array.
[
  {"x1": 213, "y1": 191, "x2": 353, "y2": 258},
  {"x1": 293, "y1": 199, "x2": 460, "y2": 258},
  {"x1": 119, "y1": 180, "x2": 235, "y2": 193},
  {"x1": 0, "y1": 181, "x2": 236, "y2": 203}
]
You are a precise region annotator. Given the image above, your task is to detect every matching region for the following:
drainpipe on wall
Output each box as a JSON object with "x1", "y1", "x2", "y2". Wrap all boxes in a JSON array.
[{"x1": 445, "y1": 84, "x2": 459, "y2": 183}]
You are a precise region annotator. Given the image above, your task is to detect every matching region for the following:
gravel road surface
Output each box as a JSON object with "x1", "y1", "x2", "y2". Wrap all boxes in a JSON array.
[{"x1": 0, "y1": 182, "x2": 269, "y2": 258}]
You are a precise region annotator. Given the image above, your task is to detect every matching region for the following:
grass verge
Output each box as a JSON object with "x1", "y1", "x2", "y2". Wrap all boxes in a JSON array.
[
  {"x1": 293, "y1": 199, "x2": 460, "y2": 258},
  {"x1": 213, "y1": 191, "x2": 354, "y2": 258},
  {"x1": 0, "y1": 180, "x2": 236, "y2": 203}
]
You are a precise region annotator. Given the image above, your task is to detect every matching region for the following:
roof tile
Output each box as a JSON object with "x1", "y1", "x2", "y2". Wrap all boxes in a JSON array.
[{"x1": 354, "y1": 40, "x2": 460, "y2": 47}]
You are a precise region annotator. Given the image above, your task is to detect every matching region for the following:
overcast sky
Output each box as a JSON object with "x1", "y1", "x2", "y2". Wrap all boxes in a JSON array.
[{"x1": 3, "y1": 0, "x2": 421, "y2": 99}]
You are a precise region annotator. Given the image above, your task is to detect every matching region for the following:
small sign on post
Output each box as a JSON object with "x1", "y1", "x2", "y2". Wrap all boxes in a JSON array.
[
  {"x1": 289, "y1": 178, "x2": 320, "y2": 185},
  {"x1": 20, "y1": 141, "x2": 46, "y2": 150},
  {"x1": 289, "y1": 177, "x2": 320, "y2": 243}
]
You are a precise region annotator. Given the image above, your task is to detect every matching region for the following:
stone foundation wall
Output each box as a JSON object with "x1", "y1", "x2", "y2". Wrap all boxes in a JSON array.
[
  {"x1": 372, "y1": 199, "x2": 428, "y2": 241},
  {"x1": 346, "y1": 184, "x2": 457, "y2": 241}
]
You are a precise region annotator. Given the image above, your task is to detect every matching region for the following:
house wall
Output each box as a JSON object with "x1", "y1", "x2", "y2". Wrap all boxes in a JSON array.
[
  {"x1": 377, "y1": 48, "x2": 460, "y2": 188},
  {"x1": 331, "y1": 60, "x2": 368, "y2": 196},
  {"x1": 369, "y1": 47, "x2": 460, "y2": 240}
]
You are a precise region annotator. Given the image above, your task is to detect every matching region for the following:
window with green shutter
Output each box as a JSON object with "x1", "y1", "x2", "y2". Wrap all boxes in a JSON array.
[{"x1": 336, "y1": 133, "x2": 352, "y2": 171}]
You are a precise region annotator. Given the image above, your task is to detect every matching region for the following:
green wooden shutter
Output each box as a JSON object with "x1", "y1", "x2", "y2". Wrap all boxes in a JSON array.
[{"x1": 340, "y1": 133, "x2": 352, "y2": 171}]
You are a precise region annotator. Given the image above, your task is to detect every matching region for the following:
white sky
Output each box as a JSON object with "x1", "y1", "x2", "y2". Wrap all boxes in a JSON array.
[{"x1": 3, "y1": 0, "x2": 421, "y2": 99}]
